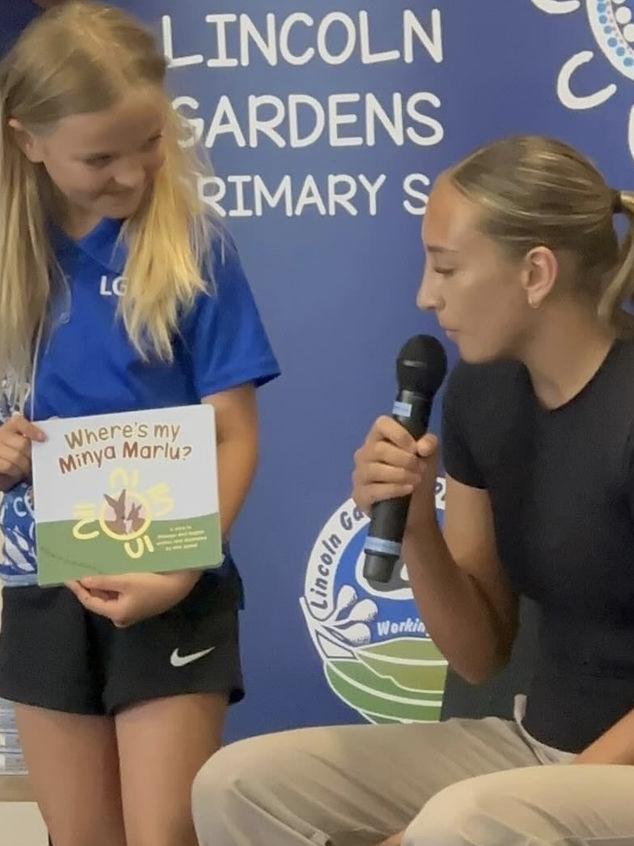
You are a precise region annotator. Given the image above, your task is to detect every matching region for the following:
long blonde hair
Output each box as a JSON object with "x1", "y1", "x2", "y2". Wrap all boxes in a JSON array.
[
  {"x1": 449, "y1": 136, "x2": 634, "y2": 332},
  {"x1": 0, "y1": 1, "x2": 214, "y2": 401}
]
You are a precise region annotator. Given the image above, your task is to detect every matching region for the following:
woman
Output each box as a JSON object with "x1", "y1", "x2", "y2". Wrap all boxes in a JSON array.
[{"x1": 192, "y1": 136, "x2": 634, "y2": 846}]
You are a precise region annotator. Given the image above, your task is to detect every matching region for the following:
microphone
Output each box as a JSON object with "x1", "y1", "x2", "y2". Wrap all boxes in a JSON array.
[{"x1": 363, "y1": 334, "x2": 447, "y2": 584}]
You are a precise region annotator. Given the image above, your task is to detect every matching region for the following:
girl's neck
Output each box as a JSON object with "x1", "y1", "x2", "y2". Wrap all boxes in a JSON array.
[{"x1": 50, "y1": 192, "x2": 103, "y2": 241}]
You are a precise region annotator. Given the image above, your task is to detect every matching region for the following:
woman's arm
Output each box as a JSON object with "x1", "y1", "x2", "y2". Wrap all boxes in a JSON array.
[
  {"x1": 403, "y1": 473, "x2": 519, "y2": 684},
  {"x1": 575, "y1": 708, "x2": 634, "y2": 764},
  {"x1": 353, "y1": 417, "x2": 518, "y2": 686}
]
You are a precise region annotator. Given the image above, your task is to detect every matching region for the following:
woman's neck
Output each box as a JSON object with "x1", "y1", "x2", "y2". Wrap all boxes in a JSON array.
[{"x1": 520, "y1": 301, "x2": 616, "y2": 410}]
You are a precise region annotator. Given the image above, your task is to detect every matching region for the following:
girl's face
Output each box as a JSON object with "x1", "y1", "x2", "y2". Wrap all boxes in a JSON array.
[{"x1": 15, "y1": 90, "x2": 166, "y2": 234}]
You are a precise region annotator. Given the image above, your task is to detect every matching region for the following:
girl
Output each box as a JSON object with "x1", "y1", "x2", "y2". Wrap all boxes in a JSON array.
[
  {"x1": 0, "y1": 3, "x2": 279, "y2": 846},
  {"x1": 193, "y1": 136, "x2": 634, "y2": 845}
]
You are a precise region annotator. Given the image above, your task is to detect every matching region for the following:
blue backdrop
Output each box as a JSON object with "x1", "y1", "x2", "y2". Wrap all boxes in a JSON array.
[{"x1": 106, "y1": 0, "x2": 632, "y2": 740}]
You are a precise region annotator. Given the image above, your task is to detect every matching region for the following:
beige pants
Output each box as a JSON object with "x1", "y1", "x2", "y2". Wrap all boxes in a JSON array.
[{"x1": 192, "y1": 697, "x2": 634, "y2": 846}]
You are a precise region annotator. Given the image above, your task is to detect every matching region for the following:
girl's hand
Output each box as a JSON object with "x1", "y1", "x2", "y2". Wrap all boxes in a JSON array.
[
  {"x1": 66, "y1": 571, "x2": 201, "y2": 628},
  {"x1": 0, "y1": 415, "x2": 46, "y2": 493}
]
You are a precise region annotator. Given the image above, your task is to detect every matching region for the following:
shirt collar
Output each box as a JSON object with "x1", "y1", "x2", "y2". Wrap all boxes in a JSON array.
[{"x1": 52, "y1": 217, "x2": 127, "y2": 275}]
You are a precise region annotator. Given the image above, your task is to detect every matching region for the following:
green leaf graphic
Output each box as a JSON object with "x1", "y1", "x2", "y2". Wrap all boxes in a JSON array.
[
  {"x1": 356, "y1": 637, "x2": 448, "y2": 693},
  {"x1": 325, "y1": 657, "x2": 444, "y2": 723}
]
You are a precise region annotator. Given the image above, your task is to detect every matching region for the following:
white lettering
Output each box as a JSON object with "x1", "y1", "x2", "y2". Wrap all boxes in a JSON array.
[
  {"x1": 166, "y1": 11, "x2": 445, "y2": 69},
  {"x1": 205, "y1": 14, "x2": 239, "y2": 68},
  {"x1": 161, "y1": 15, "x2": 203, "y2": 68},
  {"x1": 403, "y1": 9, "x2": 443, "y2": 64},
  {"x1": 403, "y1": 173, "x2": 431, "y2": 216},
  {"x1": 317, "y1": 13, "x2": 357, "y2": 65},
  {"x1": 279, "y1": 13, "x2": 315, "y2": 65},
  {"x1": 359, "y1": 10, "x2": 399, "y2": 64}
]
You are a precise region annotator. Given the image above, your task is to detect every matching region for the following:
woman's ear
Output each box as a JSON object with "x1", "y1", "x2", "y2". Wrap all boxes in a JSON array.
[
  {"x1": 521, "y1": 245, "x2": 559, "y2": 309},
  {"x1": 8, "y1": 119, "x2": 45, "y2": 163}
]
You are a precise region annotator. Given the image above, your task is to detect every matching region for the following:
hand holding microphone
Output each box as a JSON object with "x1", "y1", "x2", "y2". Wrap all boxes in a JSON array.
[
  {"x1": 352, "y1": 418, "x2": 438, "y2": 511},
  {"x1": 352, "y1": 335, "x2": 447, "y2": 583}
]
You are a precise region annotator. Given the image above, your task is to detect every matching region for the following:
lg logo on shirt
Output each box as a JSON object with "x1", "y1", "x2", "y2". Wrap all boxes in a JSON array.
[{"x1": 100, "y1": 275, "x2": 127, "y2": 297}]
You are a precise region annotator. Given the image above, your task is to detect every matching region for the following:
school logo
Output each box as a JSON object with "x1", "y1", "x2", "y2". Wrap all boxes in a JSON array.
[
  {"x1": 531, "y1": 0, "x2": 634, "y2": 158},
  {"x1": 301, "y1": 482, "x2": 448, "y2": 724}
]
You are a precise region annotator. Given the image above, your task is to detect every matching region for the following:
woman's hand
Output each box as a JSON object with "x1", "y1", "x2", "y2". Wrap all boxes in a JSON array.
[
  {"x1": 352, "y1": 415, "x2": 439, "y2": 524},
  {"x1": 66, "y1": 570, "x2": 201, "y2": 628},
  {"x1": 0, "y1": 415, "x2": 45, "y2": 493}
]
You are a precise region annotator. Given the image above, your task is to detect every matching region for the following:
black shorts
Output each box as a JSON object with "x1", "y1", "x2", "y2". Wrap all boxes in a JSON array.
[{"x1": 0, "y1": 572, "x2": 244, "y2": 715}]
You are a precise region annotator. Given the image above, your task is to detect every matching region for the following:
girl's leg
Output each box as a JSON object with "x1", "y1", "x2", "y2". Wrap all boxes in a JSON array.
[
  {"x1": 15, "y1": 705, "x2": 125, "y2": 846},
  {"x1": 116, "y1": 692, "x2": 227, "y2": 846}
]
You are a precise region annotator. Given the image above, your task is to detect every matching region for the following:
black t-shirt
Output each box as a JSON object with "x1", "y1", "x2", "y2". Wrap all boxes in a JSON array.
[{"x1": 442, "y1": 339, "x2": 634, "y2": 752}]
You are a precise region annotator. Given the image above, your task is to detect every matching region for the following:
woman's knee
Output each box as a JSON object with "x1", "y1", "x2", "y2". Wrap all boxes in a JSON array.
[
  {"x1": 193, "y1": 735, "x2": 265, "y2": 808},
  {"x1": 403, "y1": 768, "x2": 553, "y2": 846},
  {"x1": 402, "y1": 775, "x2": 508, "y2": 846},
  {"x1": 193, "y1": 728, "x2": 317, "y2": 815}
]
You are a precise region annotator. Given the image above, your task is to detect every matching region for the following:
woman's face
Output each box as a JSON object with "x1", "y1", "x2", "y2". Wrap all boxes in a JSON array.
[{"x1": 418, "y1": 177, "x2": 534, "y2": 364}]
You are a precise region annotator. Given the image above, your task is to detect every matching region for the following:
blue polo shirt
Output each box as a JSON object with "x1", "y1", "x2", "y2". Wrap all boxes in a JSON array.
[{"x1": 0, "y1": 218, "x2": 280, "y2": 585}]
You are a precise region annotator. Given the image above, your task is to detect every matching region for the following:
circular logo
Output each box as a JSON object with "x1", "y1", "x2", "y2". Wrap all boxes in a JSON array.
[
  {"x1": 532, "y1": 0, "x2": 634, "y2": 160},
  {"x1": 588, "y1": 0, "x2": 634, "y2": 80},
  {"x1": 301, "y1": 482, "x2": 448, "y2": 724},
  {"x1": 99, "y1": 488, "x2": 152, "y2": 542}
]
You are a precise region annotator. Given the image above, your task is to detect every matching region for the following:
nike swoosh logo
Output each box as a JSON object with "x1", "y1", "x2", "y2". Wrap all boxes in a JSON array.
[{"x1": 170, "y1": 646, "x2": 216, "y2": 668}]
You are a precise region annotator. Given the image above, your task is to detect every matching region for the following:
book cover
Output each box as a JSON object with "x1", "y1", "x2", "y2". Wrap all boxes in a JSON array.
[{"x1": 32, "y1": 405, "x2": 221, "y2": 586}]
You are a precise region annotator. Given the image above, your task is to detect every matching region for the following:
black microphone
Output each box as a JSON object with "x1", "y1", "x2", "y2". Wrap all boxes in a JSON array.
[{"x1": 363, "y1": 334, "x2": 447, "y2": 584}]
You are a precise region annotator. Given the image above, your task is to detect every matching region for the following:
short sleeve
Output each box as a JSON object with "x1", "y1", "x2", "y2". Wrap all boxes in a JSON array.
[
  {"x1": 441, "y1": 362, "x2": 485, "y2": 488},
  {"x1": 180, "y1": 232, "x2": 280, "y2": 398}
]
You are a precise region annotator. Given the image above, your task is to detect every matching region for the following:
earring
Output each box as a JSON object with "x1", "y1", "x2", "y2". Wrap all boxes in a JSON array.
[{"x1": 528, "y1": 296, "x2": 539, "y2": 309}]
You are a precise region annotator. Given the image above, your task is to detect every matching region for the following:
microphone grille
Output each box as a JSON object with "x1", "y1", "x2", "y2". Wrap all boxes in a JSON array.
[{"x1": 397, "y1": 334, "x2": 447, "y2": 395}]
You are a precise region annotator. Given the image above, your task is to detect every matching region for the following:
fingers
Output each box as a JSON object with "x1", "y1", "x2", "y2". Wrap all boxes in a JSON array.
[
  {"x1": 359, "y1": 482, "x2": 415, "y2": 506},
  {"x1": 79, "y1": 575, "x2": 129, "y2": 593},
  {"x1": 0, "y1": 416, "x2": 45, "y2": 482},
  {"x1": 3, "y1": 415, "x2": 46, "y2": 443},
  {"x1": 0, "y1": 442, "x2": 31, "y2": 479},
  {"x1": 416, "y1": 433, "x2": 438, "y2": 457},
  {"x1": 353, "y1": 419, "x2": 440, "y2": 513},
  {"x1": 66, "y1": 580, "x2": 129, "y2": 627},
  {"x1": 356, "y1": 440, "x2": 421, "y2": 475},
  {"x1": 366, "y1": 416, "x2": 417, "y2": 452},
  {"x1": 66, "y1": 582, "x2": 103, "y2": 613}
]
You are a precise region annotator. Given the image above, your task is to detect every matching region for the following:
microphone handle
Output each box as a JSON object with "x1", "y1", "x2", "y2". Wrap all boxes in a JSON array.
[{"x1": 363, "y1": 390, "x2": 433, "y2": 583}]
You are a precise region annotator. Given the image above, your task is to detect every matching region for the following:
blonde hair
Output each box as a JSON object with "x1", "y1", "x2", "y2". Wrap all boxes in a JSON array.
[
  {"x1": 0, "y1": 1, "x2": 215, "y2": 402},
  {"x1": 448, "y1": 136, "x2": 634, "y2": 333}
]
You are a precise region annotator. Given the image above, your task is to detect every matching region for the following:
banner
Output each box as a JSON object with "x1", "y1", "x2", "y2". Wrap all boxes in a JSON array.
[{"x1": 49, "y1": 0, "x2": 634, "y2": 739}]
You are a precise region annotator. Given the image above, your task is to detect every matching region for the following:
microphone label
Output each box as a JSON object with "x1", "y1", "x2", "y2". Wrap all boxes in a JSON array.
[{"x1": 392, "y1": 400, "x2": 413, "y2": 418}]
